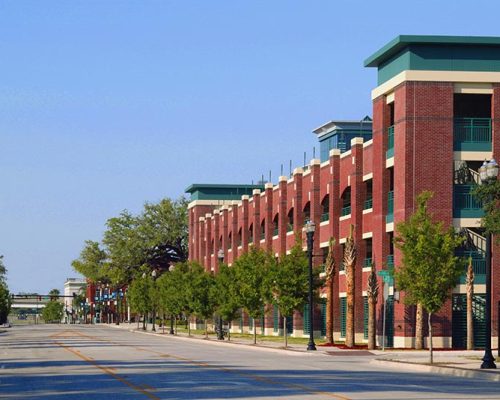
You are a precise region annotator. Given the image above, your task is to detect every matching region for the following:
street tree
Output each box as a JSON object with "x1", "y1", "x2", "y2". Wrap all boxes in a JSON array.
[
  {"x1": 187, "y1": 263, "x2": 216, "y2": 338},
  {"x1": 233, "y1": 248, "x2": 274, "y2": 344},
  {"x1": 324, "y1": 238, "x2": 336, "y2": 344},
  {"x1": 42, "y1": 301, "x2": 63, "y2": 323},
  {"x1": 212, "y1": 263, "x2": 241, "y2": 341},
  {"x1": 48, "y1": 288, "x2": 60, "y2": 301},
  {"x1": 344, "y1": 225, "x2": 356, "y2": 348},
  {"x1": 127, "y1": 273, "x2": 152, "y2": 330},
  {"x1": 473, "y1": 179, "x2": 500, "y2": 241},
  {"x1": 394, "y1": 191, "x2": 464, "y2": 363},
  {"x1": 269, "y1": 238, "x2": 309, "y2": 348},
  {"x1": 0, "y1": 283, "x2": 11, "y2": 324},
  {"x1": 0, "y1": 255, "x2": 7, "y2": 283},
  {"x1": 366, "y1": 262, "x2": 378, "y2": 350}
]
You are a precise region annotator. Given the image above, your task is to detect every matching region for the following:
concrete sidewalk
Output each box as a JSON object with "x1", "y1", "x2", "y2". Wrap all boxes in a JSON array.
[{"x1": 103, "y1": 322, "x2": 500, "y2": 381}]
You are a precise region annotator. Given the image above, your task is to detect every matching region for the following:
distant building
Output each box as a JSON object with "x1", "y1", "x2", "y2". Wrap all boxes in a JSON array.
[{"x1": 63, "y1": 278, "x2": 86, "y2": 323}]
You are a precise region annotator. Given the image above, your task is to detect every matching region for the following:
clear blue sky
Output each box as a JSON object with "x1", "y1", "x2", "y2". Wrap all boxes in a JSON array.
[{"x1": 1, "y1": 0, "x2": 499, "y2": 294}]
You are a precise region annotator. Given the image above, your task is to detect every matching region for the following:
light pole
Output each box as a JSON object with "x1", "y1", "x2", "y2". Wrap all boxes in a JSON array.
[
  {"x1": 151, "y1": 269, "x2": 157, "y2": 332},
  {"x1": 168, "y1": 264, "x2": 175, "y2": 335},
  {"x1": 305, "y1": 220, "x2": 317, "y2": 351},
  {"x1": 217, "y1": 249, "x2": 225, "y2": 340},
  {"x1": 478, "y1": 158, "x2": 498, "y2": 369}
]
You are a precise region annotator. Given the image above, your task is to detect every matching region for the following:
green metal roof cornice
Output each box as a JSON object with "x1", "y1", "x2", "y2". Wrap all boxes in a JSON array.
[
  {"x1": 185, "y1": 183, "x2": 264, "y2": 194},
  {"x1": 364, "y1": 35, "x2": 500, "y2": 68}
]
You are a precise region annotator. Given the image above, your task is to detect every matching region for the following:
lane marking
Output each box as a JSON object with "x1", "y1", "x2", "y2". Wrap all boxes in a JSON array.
[
  {"x1": 54, "y1": 340, "x2": 159, "y2": 400},
  {"x1": 54, "y1": 328, "x2": 351, "y2": 400}
]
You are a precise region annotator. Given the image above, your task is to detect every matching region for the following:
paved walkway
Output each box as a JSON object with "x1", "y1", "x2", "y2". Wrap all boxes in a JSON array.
[{"x1": 102, "y1": 322, "x2": 500, "y2": 382}]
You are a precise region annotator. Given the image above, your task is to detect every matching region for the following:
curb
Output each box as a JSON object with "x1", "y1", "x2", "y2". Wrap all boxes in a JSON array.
[
  {"x1": 371, "y1": 358, "x2": 500, "y2": 382},
  {"x1": 104, "y1": 323, "x2": 322, "y2": 356}
]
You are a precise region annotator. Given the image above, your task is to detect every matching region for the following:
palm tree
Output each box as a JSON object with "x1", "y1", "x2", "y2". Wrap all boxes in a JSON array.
[
  {"x1": 466, "y1": 256, "x2": 474, "y2": 350},
  {"x1": 324, "y1": 238, "x2": 336, "y2": 344},
  {"x1": 366, "y1": 262, "x2": 378, "y2": 350},
  {"x1": 344, "y1": 225, "x2": 356, "y2": 348}
]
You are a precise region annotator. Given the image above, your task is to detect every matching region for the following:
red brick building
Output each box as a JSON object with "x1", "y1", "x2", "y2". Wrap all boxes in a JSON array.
[{"x1": 187, "y1": 35, "x2": 500, "y2": 349}]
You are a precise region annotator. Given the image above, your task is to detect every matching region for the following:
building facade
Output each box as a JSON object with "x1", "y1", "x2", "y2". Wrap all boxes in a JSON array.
[{"x1": 187, "y1": 35, "x2": 500, "y2": 349}]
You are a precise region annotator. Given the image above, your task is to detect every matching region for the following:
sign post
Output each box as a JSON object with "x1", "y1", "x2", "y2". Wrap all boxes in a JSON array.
[{"x1": 378, "y1": 270, "x2": 393, "y2": 351}]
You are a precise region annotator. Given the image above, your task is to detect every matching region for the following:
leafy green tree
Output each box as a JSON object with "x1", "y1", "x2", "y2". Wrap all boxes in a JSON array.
[
  {"x1": 127, "y1": 273, "x2": 152, "y2": 330},
  {"x1": 48, "y1": 288, "x2": 60, "y2": 301},
  {"x1": 0, "y1": 283, "x2": 11, "y2": 324},
  {"x1": 72, "y1": 240, "x2": 109, "y2": 282},
  {"x1": 233, "y1": 248, "x2": 275, "y2": 344},
  {"x1": 42, "y1": 301, "x2": 63, "y2": 323},
  {"x1": 394, "y1": 191, "x2": 464, "y2": 363},
  {"x1": 212, "y1": 263, "x2": 241, "y2": 341},
  {"x1": 0, "y1": 255, "x2": 7, "y2": 283},
  {"x1": 473, "y1": 180, "x2": 500, "y2": 241},
  {"x1": 269, "y1": 239, "x2": 309, "y2": 348},
  {"x1": 187, "y1": 263, "x2": 216, "y2": 338}
]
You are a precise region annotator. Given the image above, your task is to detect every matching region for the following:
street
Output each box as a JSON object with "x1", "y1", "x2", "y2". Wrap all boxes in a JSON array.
[{"x1": 1, "y1": 325, "x2": 499, "y2": 399}]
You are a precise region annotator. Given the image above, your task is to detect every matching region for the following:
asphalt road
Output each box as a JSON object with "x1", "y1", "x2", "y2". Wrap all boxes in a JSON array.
[{"x1": 1, "y1": 324, "x2": 499, "y2": 399}]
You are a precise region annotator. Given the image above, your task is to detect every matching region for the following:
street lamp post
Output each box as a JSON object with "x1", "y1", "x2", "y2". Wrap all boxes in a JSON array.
[
  {"x1": 217, "y1": 249, "x2": 225, "y2": 340},
  {"x1": 151, "y1": 269, "x2": 157, "y2": 332},
  {"x1": 168, "y1": 264, "x2": 175, "y2": 335},
  {"x1": 478, "y1": 158, "x2": 498, "y2": 370},
  {"x1": 305, "y1": 220, "x2": 317, "y2": 351}
]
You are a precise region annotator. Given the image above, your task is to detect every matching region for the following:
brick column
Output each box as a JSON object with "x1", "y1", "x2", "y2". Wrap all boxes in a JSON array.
[
  {"x1": 293, "y1": 168, "x2": 304, "y2": 234},
  {"x1": 350, "y1": 138, "x2": 366, "y2": 341},
  {"x1": 278, "y1": 176, "x2": 288, "y2": 256},
  {"x1": 241, "y1": 195, "x2": 249, "y2": 253},
  {"x1": 205, "y1": 213, "x2": 212, "y2": 272},
  {"x1": 252, "y1": 189, "x2": 261, "y2": 248},
  {"x1": 231, "y1": 202, "x2": 239, "y2": 260},
  {"x1": 198, "y1": 217, "x2": 205, "y2": 267},
  {"x1": 213, "y1": 209, "x2": 220, "y2": 273},
  {"x1": 264, "y1": 183, "x2": 274, "y2": 251},
  {"x1": 221, "y1": 206, "x2": 229, "y2": 265}
]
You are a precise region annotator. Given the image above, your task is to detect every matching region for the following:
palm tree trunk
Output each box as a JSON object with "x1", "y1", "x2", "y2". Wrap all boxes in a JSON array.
[
  {"x1": 346, "y1": 266, "x2": 355, "y2": 348},
  {"x1": 415, "y1": 303, "x2": 423, "y2": 350},
  {"x1": 326, "y1": 278, "x2": 334, "y2": 344},
  {"x1": 428, "y1": 312, "x2": 433, "y2": 364},
  {"x1": 466, "y1": 259, "x2": 474, "y2": 350},
  {"x1": 368, "y1": 297, "x2": 376, "y2": 350}
]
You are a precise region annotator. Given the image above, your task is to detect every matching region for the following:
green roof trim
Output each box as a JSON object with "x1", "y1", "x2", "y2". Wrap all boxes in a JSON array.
[
  {"x1": 185, "y1": 183, "x2": 265, "y2": 201},
  {"x1": 364, "y1": 35, "x2": 500, "y2": 68}
]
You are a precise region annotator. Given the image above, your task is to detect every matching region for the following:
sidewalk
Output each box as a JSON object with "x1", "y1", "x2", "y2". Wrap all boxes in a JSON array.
[{"x1": 104, "y1": 322, "x2": 500, "y2": 381}]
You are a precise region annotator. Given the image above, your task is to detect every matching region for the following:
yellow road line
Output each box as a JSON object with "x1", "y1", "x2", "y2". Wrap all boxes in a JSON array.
[
  {"x1": 54, "y1": 341, "x2": 159, "y2": 400},
  {"x1": 56, "y1": 329, "x2": 351, "y2": 400}
]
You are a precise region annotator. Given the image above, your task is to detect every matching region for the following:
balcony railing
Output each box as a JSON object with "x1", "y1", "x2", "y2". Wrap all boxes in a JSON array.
[
  {"x1": 453, "y1": 118, "x2": 492, "y2": 151},
  {"x1": 453, "y1": 184, "x2": 483, "y2": 218},
  {"x1": 386, "y1": 191, "x2": 394, "y2": 223},
  {"x1": 386, "y1": 254, "x2": 394, "y2": 269},
  {"x1": 287, "y1": 223, "x2": 293, "y2": 232},
  {"x1": 364, "y1": 197, "x2": 373, "y2": 210},
  {"x1": 458, "y1": 250, "x2": 486, "y2": 284},
  {"x1": 363, "y1": 258, "x2": 373, "y2": 268},
  {"x1": 321, "y1": 212, "x2": 329, "y2": 222},
  {"x1": 273, "y1": 227, "x2": 279, "y2": 237},
  {"x1": 260, "y1": 231, "x2": 265, "y2": 241},
  {"x1": 341, "y1": 205, "x2": 351, "y2": 217},
  {"x1": 386, "y1": 125, "x2": 394, "y2": 158}
]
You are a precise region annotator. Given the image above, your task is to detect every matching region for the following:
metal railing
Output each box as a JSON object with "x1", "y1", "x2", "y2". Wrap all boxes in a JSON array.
[
  {"x1": 363, "y1": 258, "x2": 373, "y2": 268},
  {"x1": 453, "y1": 118, "x2": 491, "y2": 150},
  {"x1": 321, "y1": 212, "x2": 329, "y2": 222},
  {"x1": 386, "y1": 191, "x2": 394, "y2": 223},
  {"x1": 364, "y1": 197, "x2": 373, "y2": 210},
  {"x1": 387, "y1": 125, "x2": 394, "y2": 158},
  {"x1": 453, "y1": 184, "x2": 483, "y2": 218},
  {"x1": 341, "y1": 205, "x2": 351, "y2": 217}
]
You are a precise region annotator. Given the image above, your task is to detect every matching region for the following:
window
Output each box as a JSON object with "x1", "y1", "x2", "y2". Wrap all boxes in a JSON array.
[
  {"x1": 321, "y1": 195, "x2": 329, "y2": 222},
  {"x1": 287, "y1": 208, "x2": 294, "y2": 232}
]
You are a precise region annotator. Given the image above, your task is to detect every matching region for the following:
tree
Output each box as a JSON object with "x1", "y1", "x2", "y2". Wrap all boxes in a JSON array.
[
  {"x1": 42, "y1": 301, "x2": 63, "y2": 323},
  {"x1": 0, "y1": 283, "x2": 11, "y2": 324},
  {"x1": 0, "y1": 255, "x2": 7, "y2": 283},
  {"x1": 127, "y1": 273, "x2": 152, "y2": 330},
  {"x1": 233, "y1": 248, "x2": 274, "y2": 344},
  {"x1": 186, "y1": 263, "x2": 216, "y2": 338},
  {"x1": 466, "y1": 256, "x2": 474, "y2": 350},
  {"x1": 269, "y1": 239, "x2": 310, "y2": 348},
  {"x1": 366, "y1": 262, "x2": 378, "y2": 350},
  {"x1": 324, "y1": 238, "x2": 336, "y2": 344},
  {"x1": 49, "y1": 288, "x2": 60, "y2": 301},
  {"x1": 72, "y1": 240, "x2": 109, "y2": 282},
  {"x1": 394, "y1": 191, "x2": 464, "y2": 363},
  {"x1": 344, "y1": 225, "x2": 356, "y2": 348},
  {"x1": 212, "y1": 263, "x2": 241, "y2": 341},
  {"x1": 415, "y1": 303, "x2": 424, "y2": 350},
  {"x1": 472, "y1": 179, "x2": 500, "y2": 242}
]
